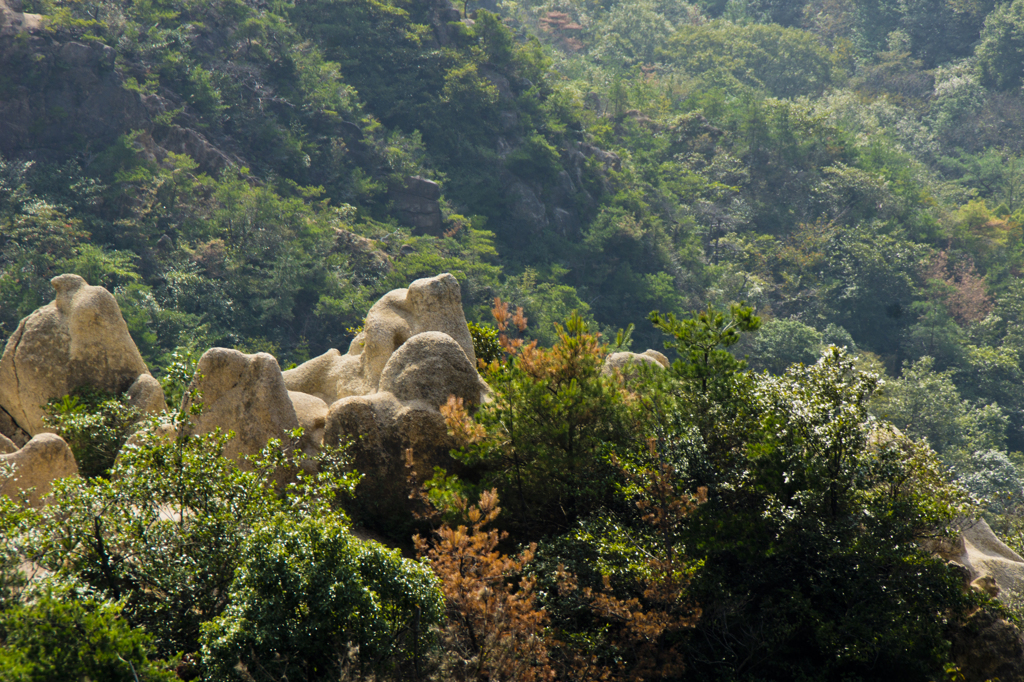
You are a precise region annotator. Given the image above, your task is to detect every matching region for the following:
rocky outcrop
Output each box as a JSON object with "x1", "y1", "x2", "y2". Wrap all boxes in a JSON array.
[
  {"x1": 0, "y1": 274, "x2": 166, "y2": 438},
  {"x1": 389, "y1": 176, "x2": 443, "y2": 236},
  {"x1": 0, "y1": 0, "x2": 42, "y2": 37},
  {"x1": 601, "y1": 349, "x2": 670, "y2": 377},
  {"x1": 284, "y1": 274, "x2": 487, "y2": 525},
  {"x1": 951, "y1": 608, "x2": 1024, "y2": 682},
  {"x1": 183, "y1": 348, "x2": 313, "y2": 485},
  {"x1": 0, "y1": 433, "x2": 78, "y2": 507},
  {"x1": 284, "y1": 273, "x2": 477, "y2": 404},
  {"x1": 324, "y1": 331, "x2": 489, "y2": 527},
  {"x1": 0, "y1": 17, "x2": 150, "y2": 162},
  {"x1": 0, "y1": 271, "x2": 487, "y2": 520},
  {"x1": 936, "y1": 519, "x2": 1024, "y2": 599}
]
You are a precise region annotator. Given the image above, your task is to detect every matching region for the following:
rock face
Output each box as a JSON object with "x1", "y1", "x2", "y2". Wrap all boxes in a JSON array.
[
  {"x1": 284, "y1": 273, "x2": 477, "y2": 403},
  {"x1": 601, "y1": 349, "x2": 670, "y2": 378},
  {"x1": 0, "y1": 24, "x2": 150, "y2": 162},
  {"x1": 951, "y1": 608, "x2": 1024, "y2": 682},
  {"x1": 0, "y1": 433, "x2": 16, "y2": 454},
  {"x1": 324, "y1": 332, "x2": 489, "y2": 527},
  {"x1": 0, "y1": 433, "x2": 78, "y2": 507},
  {"x1": 389, "y1": 176, "x2": 443, "y2": 236},
  {"x1": 0, "y1": 274, "x2": 165, "y2": 437},
  {"x1": 183, "y1": 349, "x2": 309, "y2": 484},
  {"x1": 944, "y1": 519, "x2": 1024, "y2": 598}
]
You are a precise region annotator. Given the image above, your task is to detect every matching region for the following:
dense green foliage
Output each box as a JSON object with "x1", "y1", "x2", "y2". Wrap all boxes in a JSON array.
[
  {"x1": 202, "y1": 514, "x2": 442, "y2": 681},
  {"x1": 0, "y1": 585, "x2": 177, "y2": 682},
  {"x1": 43, "y1": 386, "x2": 141, "y2": 478}
]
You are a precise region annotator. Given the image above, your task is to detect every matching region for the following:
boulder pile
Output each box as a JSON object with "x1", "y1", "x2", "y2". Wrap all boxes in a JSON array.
[{"x1": 0, "y1": 272, "x2": 488, "y2": 526}]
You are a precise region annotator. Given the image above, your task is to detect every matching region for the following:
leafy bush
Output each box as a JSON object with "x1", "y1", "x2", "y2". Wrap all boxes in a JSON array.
[
  {"x1": 202, "y1": 514, "x2": 443, "y2": 681},
  {"x1": 43, "y1": 386, "x2": 140, "y2": 478},
  {"x1": 0, "y1": 584, "x2": 177, "y2": 682},
  {"x1": 7, "y1": 416, "x2": 359, "y2": 660}
]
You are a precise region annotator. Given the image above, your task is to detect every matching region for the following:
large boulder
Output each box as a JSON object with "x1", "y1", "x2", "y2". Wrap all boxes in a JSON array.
[
  {"x1": 0, "y1": 433, "x2": 78, "y2": 507},
  {"x1": 0, "y1": 274, "x2": 166, "y2": 437},
  {"x1": 324, "y1": 332, "x2": 489, "y2": 528},
  {"x1": 944, "y1": 519, "x2": 1024, "y2": 599},
  {"x1": 183, "y1": 349, "x2": 313, "y2": 482},
  {"x1": 601, "y1": 349, "x2": 670, "y2": 377},
  {"x1": 283, "y1": 273, "x2": 477, "y2": 403},
  {"x1": 951, "y1": 608, "x2": 1024, "y2": 682}
]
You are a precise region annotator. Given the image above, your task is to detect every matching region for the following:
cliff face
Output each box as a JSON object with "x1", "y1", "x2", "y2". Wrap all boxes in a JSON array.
[
  {"x1": 0, "y1": 0, "x2": 240, "y2": 174},
  {"x1": 0, "y1": 29, "x2": 146, "y2": 162}
]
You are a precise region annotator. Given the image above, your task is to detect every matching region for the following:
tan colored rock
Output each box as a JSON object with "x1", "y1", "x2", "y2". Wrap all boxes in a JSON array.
[
  {"x1": 379, "y1": 331, "x2": 488, "y2": 407},
  {"x1": 281, "y1": 347, "x2": 359, "y2": 405},
  {"x1": 283, "y1": 273, "x2": 476, "y2": 403},
  {"x1": 126, "y1": 374, "x2": 167, "y2": 415},
  {"x1": 0, "y1": 433, "x2": 78, "y2": 507},
  {"x1": 959, "y1": 519, "x2": 1024, "y2": 598},
  {"x1": 324, "y1": 332, "x2": 488, "y2": 527},
  {"x1": 0, "y1": 274, "x2": 165, "y2": 436},
  {"x1": 0, "y1": 433, "x2": 16, "y2": 454},
  {"x1": 601, "y1": 350, "x2": 669, "y2": 377},
  {"x1": 183, "y1": 349, "x2": 300, "y2": 472},
  {"x1": 641, "y1": 349, "x2": 670, "y2": 368},
  {"x1": 924, "y1": 516, "x2": 1024, "y2": 604},
  {"x1": 289, "y1": 391, "x2": 328, "y2": 450}
]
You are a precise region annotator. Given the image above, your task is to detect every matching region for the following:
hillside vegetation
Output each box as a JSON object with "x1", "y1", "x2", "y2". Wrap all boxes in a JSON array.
[{"x1": 5, "y1": 0, "x2": 1024, "y2": 678}]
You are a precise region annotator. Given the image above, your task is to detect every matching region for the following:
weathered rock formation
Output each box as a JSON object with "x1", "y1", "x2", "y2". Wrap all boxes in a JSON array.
[
  {"x1": 324, "y1": 331, "x2": 489, "y2": 526},
  {"x1": 182, "y1": 348, "x2": 314, "y2": 486},
  {"x1": 933, "y1": 518, "x2": 1024, "y2": 600},
  {"x1": 0, "y1": 433, "x2": 78, "y2": 507},
  {"x1": 281, "y1": 273, "x2": 488, "y2": 524},
  {"x1": 0, "y1": 274, "x2": 166, "y2": 439},
  {"x1": 601, "y1": 349, "x2": 670, "y2": 377},
  {"x1": 177, "y1": 274, "x2": 487, "y2": 519},
  {"x1": 284, "y1": 273, "x2": 477, "y2": 403}
]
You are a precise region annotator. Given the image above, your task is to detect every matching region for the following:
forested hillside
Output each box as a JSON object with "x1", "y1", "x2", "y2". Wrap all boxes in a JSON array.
[{"x1": 6, "y1": 0, "x2": 1024, "y2": 678}]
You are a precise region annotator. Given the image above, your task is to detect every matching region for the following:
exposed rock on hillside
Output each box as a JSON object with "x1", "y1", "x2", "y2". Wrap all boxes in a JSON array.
[
  {"x1": 324, "y1": 331, "x2": 488, "y2": 527},
  {"x1": 0, "y1": 271, "x2": 488, "y2": 524},
  {"x1": 601, "y1": 349, "x2": 670, "y2": 376},
  {"x1": 930, "y1": 518, "x2": 1024, "y2": 600},
  {"x1": 0, "y1": 274, "x2": 165, "y2": 438},
  {"x1": 0, "y1": 2, "x2": 149, "y2": 163},
  {"x1": 0, "y1": 0, "x2": 42, "y2": 36},
  {"x1": 182, "y1": 348, "x2": 311, "y2": 486},
  {"x1": 0, "y1": 0, "x2": 239, "y2": 173},
  {"x1": 389, "y1": 176, "x2": 443, "y2": 236},
  {"x1": 284, "y1": 273, "x2": 477, "y2": 403},
  {"x1": 0, "y1": 432, "x2": 78, "y2": 507}
]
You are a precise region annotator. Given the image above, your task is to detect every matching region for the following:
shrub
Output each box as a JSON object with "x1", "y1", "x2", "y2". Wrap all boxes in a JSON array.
[
  {"x1": 44, "y1": 386, "x2": 140, "y2": 478},
  {"x1": 0, "y1": 584, "x2": 177, "y2": 682},
  {"x1": 202, "y1": 514, "x2": 443, "y2": 681}
]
